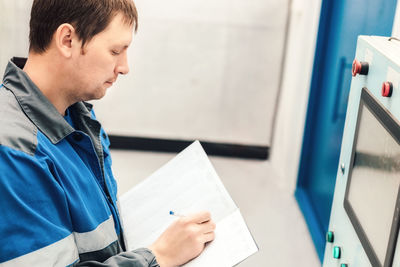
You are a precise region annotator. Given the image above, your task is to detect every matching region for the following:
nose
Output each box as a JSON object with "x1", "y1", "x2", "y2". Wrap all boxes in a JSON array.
[{"x1": 115, "y1": 53, "x2": 130, "y2": 75}]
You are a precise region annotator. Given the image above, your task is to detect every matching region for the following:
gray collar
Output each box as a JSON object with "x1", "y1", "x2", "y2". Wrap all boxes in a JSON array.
[{"x1": 2, "y1": 57, "x2": 93, "y2": 144}]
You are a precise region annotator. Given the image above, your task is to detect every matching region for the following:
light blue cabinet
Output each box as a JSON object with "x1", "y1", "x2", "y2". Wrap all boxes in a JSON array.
[{"x1": 323, "y1": 36, "x2": 400, "y2": 267}]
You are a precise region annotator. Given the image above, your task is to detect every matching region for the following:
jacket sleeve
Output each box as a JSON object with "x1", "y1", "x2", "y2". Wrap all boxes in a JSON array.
[
  {"x1": 0, "y1": 146, "x2": 79, "y2": 266},
  {"x1": 0, "y1": 146, "x2": 160, "y2": 267},
  {"x1": 76, "y1": 248, "x2": 159, "y2": 267}
]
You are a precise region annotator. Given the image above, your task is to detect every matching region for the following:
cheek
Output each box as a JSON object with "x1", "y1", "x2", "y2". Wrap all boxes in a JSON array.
[
  {"x1": 77, "y1": 54, "x2": 117, "y2": 84},
  {"x1": 92, "y1": 57, "x2": 116, "y2": 76},
  {"x1": 85, "y1": 66, "x2": 108, "y2": 83}
]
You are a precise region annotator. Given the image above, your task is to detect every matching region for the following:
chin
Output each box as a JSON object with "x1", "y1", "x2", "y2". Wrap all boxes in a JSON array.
[
  {"x1": 93, "y1": 92, "x2": 107, "y2": 100},
  {"x1": 84, "y1": 90, "x2": 107, "y2": 102},
  {"x1": 98, "y1": 88, "x2": 109, "y2": 99}
]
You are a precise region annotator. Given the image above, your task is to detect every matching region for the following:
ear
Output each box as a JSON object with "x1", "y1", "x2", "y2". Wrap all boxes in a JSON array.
[{"x1": 54, "y1": 23, "x2": 77, "y2": 58}]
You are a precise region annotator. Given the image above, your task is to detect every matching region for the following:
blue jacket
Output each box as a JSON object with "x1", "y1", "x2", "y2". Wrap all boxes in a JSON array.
[{"x1": 0, "y1": 58, "x2": 159, "y2": 266}]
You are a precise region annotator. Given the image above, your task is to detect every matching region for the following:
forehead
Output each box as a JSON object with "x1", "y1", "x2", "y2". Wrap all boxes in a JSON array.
[{"x1": 91, "y1": 13, "x2": 133, "y2": 46}]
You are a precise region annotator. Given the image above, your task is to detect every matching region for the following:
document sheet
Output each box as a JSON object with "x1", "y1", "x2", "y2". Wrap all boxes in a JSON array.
[{"x1": 119, "y1": 141, "x2": 258, "y2": 266}]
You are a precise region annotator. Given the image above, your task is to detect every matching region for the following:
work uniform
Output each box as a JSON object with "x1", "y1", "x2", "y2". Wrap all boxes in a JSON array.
[{"x1": 0, "y1": 58, "x2": 159, "y2": 266}]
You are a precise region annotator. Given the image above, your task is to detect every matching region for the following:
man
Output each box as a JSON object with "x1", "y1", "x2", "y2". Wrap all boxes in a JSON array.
[{"x1": 0, "y1": 0, "x2": 215, "y2": 266}]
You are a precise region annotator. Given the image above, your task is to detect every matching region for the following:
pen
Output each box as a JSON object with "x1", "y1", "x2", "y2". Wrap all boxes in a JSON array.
[{"x1": 169, "y1": 210, "x2": 185, "y2": 217}]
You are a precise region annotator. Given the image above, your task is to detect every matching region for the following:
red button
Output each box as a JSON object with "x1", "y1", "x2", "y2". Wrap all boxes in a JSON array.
[
  {"x1": 352, "y1": 59, "x2": 369, "y2": 77},
  {"x1": 382, "y1": 82, "x2": 393, "y2": 97}
]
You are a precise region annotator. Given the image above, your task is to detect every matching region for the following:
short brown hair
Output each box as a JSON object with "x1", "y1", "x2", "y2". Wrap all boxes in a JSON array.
[{"x1": 29, "y1": 0, "x2": 138, "y2": 53}]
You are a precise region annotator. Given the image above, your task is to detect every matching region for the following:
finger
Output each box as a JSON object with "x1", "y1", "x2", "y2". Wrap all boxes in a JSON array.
[
  {"x1": 200, "y1": 220, "x2": 216, "y2": 233},
  {"x1": 202, "y1": 231, "x2": 215, "y2": 243},
  {"x1": 187, "y1": 211, "x2": 211, "y2": 224}
]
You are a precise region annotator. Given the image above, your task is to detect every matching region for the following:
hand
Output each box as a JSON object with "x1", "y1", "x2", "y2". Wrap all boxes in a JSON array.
[{"x1": 149, "y1": 211, "x2": 216, "y2": 267}]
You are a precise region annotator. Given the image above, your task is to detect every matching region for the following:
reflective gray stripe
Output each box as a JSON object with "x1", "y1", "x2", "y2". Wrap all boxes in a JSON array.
[
  {"x1": 1, "y1": 217, "x2": 118, "y2": 266},
  {"x1": 0, "y1": 84, "x2": 37, "y2": 155},
  {"x1": 0, "y1": 234, "x2": 78, "y2": 267},
  {"x1": 74, "y1": 215, "x2": 118, "y2": 254}
]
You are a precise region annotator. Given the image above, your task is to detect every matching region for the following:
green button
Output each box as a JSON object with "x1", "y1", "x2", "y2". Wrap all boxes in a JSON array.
[
  {"x1": 341, "y1": 264, "x2": 348, "y2": 267},
  {"x1": 326, "y1": 231, "x2": 334, "y2": 243},
  {"x1": 333, "y1": 246, "x2": 341, "y2": 259}
]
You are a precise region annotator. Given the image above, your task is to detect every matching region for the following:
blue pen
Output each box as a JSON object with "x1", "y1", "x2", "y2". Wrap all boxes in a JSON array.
[{"x1": 169, "y1": 210, "x2": 185, "y2": 217}]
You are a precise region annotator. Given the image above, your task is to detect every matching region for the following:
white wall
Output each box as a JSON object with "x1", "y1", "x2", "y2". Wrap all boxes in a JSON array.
[
  {"x1": 93, "y1": 0, "x2": 289, "y2": 146},
  {"x1": 269, "y1": 0, "x2": 322, "y2": 192},
  {"x1": 1, "y1": 1, "x2": 288, "y2": 147},
  {"x1": 0, "y1": 1, "x2": 31, "y2": 76}
]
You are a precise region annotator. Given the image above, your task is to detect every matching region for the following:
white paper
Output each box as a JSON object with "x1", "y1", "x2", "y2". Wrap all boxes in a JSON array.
[
  {"x1": 184, "y1": 210, "x2": 258, "y2": 267},
  {"x1": 120, "y1": 141, "x2": 258, "y2": 266}
]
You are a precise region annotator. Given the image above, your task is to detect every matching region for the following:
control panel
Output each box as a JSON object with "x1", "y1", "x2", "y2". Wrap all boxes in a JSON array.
[{"x1": 323, "y1": 36, "x2": 400, "y2": 267}]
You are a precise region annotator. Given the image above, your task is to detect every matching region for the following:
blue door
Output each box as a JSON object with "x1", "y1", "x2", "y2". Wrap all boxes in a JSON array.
[{"x1": 295, "y1": 0, "x2": 397, "y2": 261}]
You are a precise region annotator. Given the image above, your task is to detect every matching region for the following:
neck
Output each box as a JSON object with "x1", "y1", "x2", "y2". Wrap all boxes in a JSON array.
[{"x1": 23, "y1": 52, "x2": 74, "y2": 116}]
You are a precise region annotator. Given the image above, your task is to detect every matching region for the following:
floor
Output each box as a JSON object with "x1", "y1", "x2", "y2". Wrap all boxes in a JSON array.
[{"x1": 111, "y1": 149, "x2": 321, "y2": 267}]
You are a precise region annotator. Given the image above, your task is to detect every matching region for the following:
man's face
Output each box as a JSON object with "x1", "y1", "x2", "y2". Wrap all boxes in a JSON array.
[{"x1": 69, "y1": 13, "x2": 133, "y2": 101}]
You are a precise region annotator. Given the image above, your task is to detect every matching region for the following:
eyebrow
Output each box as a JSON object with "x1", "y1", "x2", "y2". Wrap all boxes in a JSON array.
[{"x1": 111, "y1": 44, "x2": 129, "y2": 51}]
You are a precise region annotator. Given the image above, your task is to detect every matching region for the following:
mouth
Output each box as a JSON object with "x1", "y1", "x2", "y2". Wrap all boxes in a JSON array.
[
  {"x1": 106, "y1": 78, "x2": 117, "y2": 85},
  {"x1": 105, "y1": 80, "x2": 116, "y2": 86}
]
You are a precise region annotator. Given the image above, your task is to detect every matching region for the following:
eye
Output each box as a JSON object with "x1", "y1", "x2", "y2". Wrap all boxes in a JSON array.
[{"x1": 111, "y1": 50, "x2": 120, "y2": 55}]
